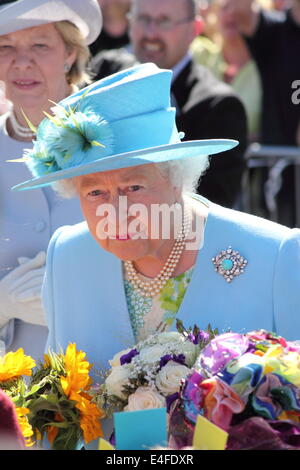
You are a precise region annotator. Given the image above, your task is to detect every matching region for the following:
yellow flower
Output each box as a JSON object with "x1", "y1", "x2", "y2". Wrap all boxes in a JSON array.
[
  {"x1": 0, "y1": 349, "x2": 36, "y2": 381},
  {"x1": 60, "y1": 343, "x2": 92, "y2": 397},
  {"x1": 71, "y1": 391, "x2": 104, "y2": 444},
  {"x1": 43, "y1": 353, "x2": 51, "y2": 368},
  {"x1": 15, "y1": 407, "x2": 35, "y2": 447}
]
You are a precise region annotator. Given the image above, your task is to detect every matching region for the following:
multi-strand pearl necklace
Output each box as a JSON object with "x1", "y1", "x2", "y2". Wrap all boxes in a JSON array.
[
  {"x1": 124, "y1": 204, "x2": 192, "y2": 298},
  {"x1": 9, "y1": 111, "x2": 35, "y2": 140}
]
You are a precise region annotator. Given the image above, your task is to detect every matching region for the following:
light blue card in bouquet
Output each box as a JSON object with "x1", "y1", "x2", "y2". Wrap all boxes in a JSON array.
[{"x1": 114, "y1": 408, "x2": 168, "y2": 450}]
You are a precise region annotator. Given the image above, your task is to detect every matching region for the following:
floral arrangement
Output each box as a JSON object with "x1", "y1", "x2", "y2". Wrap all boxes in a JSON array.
[
  {"x1": 168, "y1": 329, "x2": 300, "y2": 450},
  {"x1": 93, "y1": 323, "x2": 217, "y2": 418},
  {"x1": 0, "y1": 344, "x2": 104, "y2": 450},
  {"x1": 0, "y1": 348, "x2": 36, "y2": 447},
  {"x1": 2, "y1": 329, "x2": 300, "y2": 451},
  {"x1": 25, "y1": 343, "x2": 104, "y2": 450}
]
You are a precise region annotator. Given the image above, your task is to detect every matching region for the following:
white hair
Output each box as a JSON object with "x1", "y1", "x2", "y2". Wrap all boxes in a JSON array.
[{"x1": 52, "y1": 155, "x2": 210, "y2": 199}]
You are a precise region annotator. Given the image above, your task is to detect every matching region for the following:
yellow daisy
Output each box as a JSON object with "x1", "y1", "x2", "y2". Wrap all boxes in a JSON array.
[
  {"x1": 15, "y1": 407, "x2": 35, "y2": 447},
  {"x1": 0, "y1": 349, "x2": 36, "y2": 382},
  {"x1": 71, "y1": 391, "x2": 104, "y2": 444},
  {"x1": 61, "y1": 343, "x2": 92, "y2": 397}
]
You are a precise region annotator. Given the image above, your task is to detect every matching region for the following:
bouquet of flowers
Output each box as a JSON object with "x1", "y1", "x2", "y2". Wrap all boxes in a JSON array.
[
  {"x1": 0, "y1": 348, "x2": 36, "y2": 447},
  {"x1": 24, "y1": 343, "x2": 104, "y2": 450},
  {"x1": 168, "y1": 329, "x2": 300, "y2": 450},
  {"x1": 94, "y1": 323, "x2": 217, "y2": 418}
]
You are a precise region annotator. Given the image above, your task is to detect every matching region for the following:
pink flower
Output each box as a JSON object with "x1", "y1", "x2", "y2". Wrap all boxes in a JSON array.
[{"x1": 201, "y1": 378, "x2": 245, "y2": 431}]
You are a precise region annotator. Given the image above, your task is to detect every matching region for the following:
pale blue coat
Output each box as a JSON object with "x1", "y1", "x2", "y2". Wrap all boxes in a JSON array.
[{"x1": 43, "y1": 197, "x2": 300, "y2": 374}]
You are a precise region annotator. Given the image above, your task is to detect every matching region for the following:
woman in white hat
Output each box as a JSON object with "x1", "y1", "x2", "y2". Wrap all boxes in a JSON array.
[{"x1": 0, "y1": 0, "x2": 102, "y2": 361}]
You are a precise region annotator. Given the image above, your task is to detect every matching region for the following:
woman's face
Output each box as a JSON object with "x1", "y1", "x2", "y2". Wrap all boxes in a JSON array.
[
  {"x1": 0, "y1": 23, "x2": 76, "y2": 111},
  {"x1": 217, "y1": 0, "x2": 239, "y2": 39},
  {"x1": 76, "y1": 164, "x2": 182, "y2": 262}
]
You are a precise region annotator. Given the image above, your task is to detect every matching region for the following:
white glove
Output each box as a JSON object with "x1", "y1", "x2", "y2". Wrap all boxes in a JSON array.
[{"x1": 0, "y1": 251, "x2": 47, "y2": 328}]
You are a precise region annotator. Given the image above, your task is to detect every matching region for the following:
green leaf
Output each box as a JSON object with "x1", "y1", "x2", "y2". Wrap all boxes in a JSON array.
[
  {"x1": 46, "y1": 420, "x2": 70, "y2": 430},
  {"x1": 26, "y1": 383, "x2": 42, "y2": 397}
]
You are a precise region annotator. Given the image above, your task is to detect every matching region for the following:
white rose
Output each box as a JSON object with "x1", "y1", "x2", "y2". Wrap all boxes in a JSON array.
[
  {"x1": 180, "y1": 341, "x2": 199, "y2": 368},
  {"x1": 139, "y1": 345, "x2": 167, "y2": 364},
  {"x1": 155, "y1": 332, "x2": 183, "y2": 345},
  {"x1": 109, "y1": 348, "x2": 132, "y2": 367},
  {"x1": 105, "y1": 365, "x2": 131, "y2": 399},
  {"x1": 124, "y1": 386, "x2": 166, "y2": 411},
  {"x1": 155, "y1": 361, "x2": 191, "y2": 396}
]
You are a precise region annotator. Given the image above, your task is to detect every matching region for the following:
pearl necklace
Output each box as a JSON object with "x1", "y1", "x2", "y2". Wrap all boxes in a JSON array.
[
  {"x1": 9, "y1": 111, "x2": 35, "y2": 140},
  {"x1": 124, "y1": 204, "x2": 192, "y2": 298}
]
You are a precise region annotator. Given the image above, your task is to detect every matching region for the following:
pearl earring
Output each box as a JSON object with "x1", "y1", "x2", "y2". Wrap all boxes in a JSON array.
[{"x1": 64, "y1": 63, "x2": 71, "y2": 73}]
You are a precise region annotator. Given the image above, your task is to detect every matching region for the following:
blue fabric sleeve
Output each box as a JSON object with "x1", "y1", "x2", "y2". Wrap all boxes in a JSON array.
[{"x1": 273, "y1": 229, "x2": 300, "y2": 340}]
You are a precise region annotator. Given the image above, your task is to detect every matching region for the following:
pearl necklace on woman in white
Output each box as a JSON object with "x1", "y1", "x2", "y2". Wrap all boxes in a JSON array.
[
  {"x1": 124, "y1": 204, "x2": 192, "y2": 298},
  {"x1": 9, "y1": 111, "x2": 35, "y2": 140}
]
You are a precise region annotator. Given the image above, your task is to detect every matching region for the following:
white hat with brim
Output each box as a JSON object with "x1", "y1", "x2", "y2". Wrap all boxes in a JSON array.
[{"x1": 0, "y1": 0, "x2": 102, "y2": 45}]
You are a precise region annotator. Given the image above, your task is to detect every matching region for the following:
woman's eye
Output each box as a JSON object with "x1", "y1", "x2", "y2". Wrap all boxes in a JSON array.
[
  {"x1": 87, "y1": 189, "x2": 104, "y2": 197},
  {"x1": 128, "y1": 185, "x2": 142, "y2": 192},
  {"x1": 0, "y1": 45, "x2": 13, "y2": 53},
  {"x1": 33, "y1": 44, "x2": 48, "y2": 49}
]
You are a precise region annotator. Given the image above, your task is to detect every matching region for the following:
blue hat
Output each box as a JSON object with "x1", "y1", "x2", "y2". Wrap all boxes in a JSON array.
[{"x1": 12, "y1": 63, "x2": 238, "y2": 192}]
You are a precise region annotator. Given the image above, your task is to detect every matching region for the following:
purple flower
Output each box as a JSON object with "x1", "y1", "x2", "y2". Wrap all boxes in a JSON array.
[
  {"x1": 159, "y1": 354, "x2": 186, "y2": 369},
  {"x1": 188, "y1": 330, "x2": 209, "y2": 345},
  {"x1": 120, "y1": 348, "x2": 139, "y2": 365}
]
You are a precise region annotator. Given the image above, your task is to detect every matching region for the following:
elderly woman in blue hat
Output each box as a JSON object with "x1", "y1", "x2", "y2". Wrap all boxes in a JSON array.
[{"x1": 13, "y1": 63, "x2": 300, "y2": 379}]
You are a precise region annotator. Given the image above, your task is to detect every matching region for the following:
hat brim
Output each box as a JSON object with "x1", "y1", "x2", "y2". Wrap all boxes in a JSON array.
[
  {"x1": 0, "y1": 0, "x2": 102, "y2": 45},
  {"x1": 12, "y1": 139, "x2": 238, "y2": 191}
]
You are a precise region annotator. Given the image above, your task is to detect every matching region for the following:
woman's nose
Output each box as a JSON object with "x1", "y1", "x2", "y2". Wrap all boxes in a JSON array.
[{"x1": 12, "y1": 49, "x2": 34, "y2": 69}]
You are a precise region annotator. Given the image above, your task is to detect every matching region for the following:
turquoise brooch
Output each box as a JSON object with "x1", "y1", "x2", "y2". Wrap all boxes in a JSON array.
[{"x1": 212, "y1": 247, "x2": 248, "y2": 283}]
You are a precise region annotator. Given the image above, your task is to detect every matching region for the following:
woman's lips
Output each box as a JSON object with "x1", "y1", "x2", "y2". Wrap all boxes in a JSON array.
[
  {"x1": 113, "y1": 233, "x2": 143, "y2": 241},
  {"x1": 13, "y1": 79, "x2": 40, "y2": 90},
  {"x1": 115, "y1": 234, "x2": 131, "y2": 241}
]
